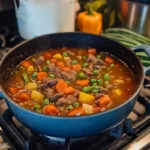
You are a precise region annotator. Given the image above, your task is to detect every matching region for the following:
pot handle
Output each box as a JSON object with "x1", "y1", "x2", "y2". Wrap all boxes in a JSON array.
[{"x1": 131, "y1": 44, "x2": 150, "y2": 74}]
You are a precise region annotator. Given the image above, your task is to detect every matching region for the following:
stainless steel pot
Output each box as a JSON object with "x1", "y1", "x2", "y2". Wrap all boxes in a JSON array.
[
  {"x1": 0, "y1": 0, "x2": 14, "y2": 11},
  {"x1": 117, "y1": 0, "x2": 150, "y2": 38}
]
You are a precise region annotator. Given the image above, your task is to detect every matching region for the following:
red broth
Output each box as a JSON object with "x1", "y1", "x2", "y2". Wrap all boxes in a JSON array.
[{"x1": 6, "y1": 48, "x2": 138, "y2": 116}]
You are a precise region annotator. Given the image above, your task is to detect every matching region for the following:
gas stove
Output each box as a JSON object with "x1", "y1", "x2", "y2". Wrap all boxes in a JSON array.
[{"x1": 0, "y1": 24, "x2": 149, "y2": 150}]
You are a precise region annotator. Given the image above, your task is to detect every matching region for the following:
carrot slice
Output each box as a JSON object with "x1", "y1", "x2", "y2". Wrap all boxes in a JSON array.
[
  {"x1": 76, "y1": 80, "x2": 89, "y2": 86},
  {"x1": 88, "y1": 48, "x2": 96, "y2": 54},
  {"x1": 64, "y1": 87, "x2": 75, "y2": 94},
  {"x1": 68, "y1": 107, "x2": 85, "y2": 116},
  {"x1": 21, "y1": 60, "x2": 32, "y2": 67},
  {"x1": 55, "y1": 80, "x2": 68, "y2": 92},
  {"x1": 62, "y1": 67, "x2": 71, "y2": 72},
  {"x1": 37, "y1": 72, "x2": 48, "y2": 81},
  {"x1": 44, "y1": 52, "x2": 51, "y2": 59},
  {"x1": 93, "y1": 107, "x2": 102, "y2": 113},
  {"x1": 51, "y1": 58, "x2": 57, "y2": 63},
  {"x1": 99, "y1": 95, "x2": 112, "y2": 107},
  {"x1": 16, "y1": 92, "x2": 30, "y2": 102},
  {"x1": 57, "y1": 62, "x2": 64, "y2": 67},
  {"x1": 72, "y1": 64, "x2": 81, "y2": 70},
  {"x1": 43, "y1": 104, "x2": 59, "y2": 115},
  {"x1": 105, "y1": 57, "x2": 114, "y2": 64},
  {"x1": 9, "y1": 87, "x2": 20, "y2": 95}
]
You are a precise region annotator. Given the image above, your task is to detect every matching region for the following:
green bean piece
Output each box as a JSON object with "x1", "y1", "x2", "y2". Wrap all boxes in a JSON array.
[
  {"x1": 32, "y1": 72, "x2": 38, "y2": 79},
  {"x1": 43, "y1": 99, "x2": 50, "y2": 105},
  {"x1": 82, "y1": 86, "x2": 91, "y2": 93},
  {"x1": 43, "y1": 66, "x2": 48, "y2": 72},
  {"x1": 66, "y1": 105, "x2": 73, "y2": 110},
  {"x1": 96, "y1": 55, "x2": 101, "y2": 59},
  {"x1": 90, "y1": 79, "x2": 97, "y2": 83},
  {"x1": 49, "y1": 74, "x2": 56, "y2": 78},
  {"x1": 73, "y1": 102, "x2": 80, "y2": 107},
  {"x1": 82, "y1": 56, "x2": 87, "y2": 59},
  {"x1": 62, "y1": 52, "x2": 68, "y2": 57},
  {"x1": 82, "y1": 63, "x2": 88, "y2": 68},
  {"x1": 93, "y1": 70, "x2": 99, "y2": 75},
  {"x1": 22, "y1": 72, "x2": 29, "y2": 84},
  {"x1": 46, "y1": 60, "x2": 50, "y2": 64},
  {"x1": 104, "y1": 73, "x2": 110, "y2": 81},
  {"x1": 78, "y1": 72, "x2": 85, "y2": 79},
  {"x1": 33, "y1": 104, "x2": 40, "y2": 110},
  {"x1": 97, "y1": 79, "x2": 103, "y2": 85},
  {"x1": 72, "y1": 60, "x2": 78, "y2": 65},
  {"x1": 92, "y1": 89, "x2": 99, "y2": 93}
]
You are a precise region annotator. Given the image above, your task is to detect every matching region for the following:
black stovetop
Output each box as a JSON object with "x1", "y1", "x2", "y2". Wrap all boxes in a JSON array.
[{"x1": 0, "y1": 23, "x2": 149, "y2": 150}]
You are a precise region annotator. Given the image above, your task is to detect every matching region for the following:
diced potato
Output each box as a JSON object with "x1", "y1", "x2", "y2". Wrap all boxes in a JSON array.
[
  {"x1": 79, "y1": 92, "x2": 94, "y2": 103},
  {"x1": 26, "y1": 83, "x2": 37, "y2": 90},
  {"x1": 53, "y1": 53, "x2": 63, "y2": 59},
  {"x1": 31, "y1": 90, "x2": 44, "y2": 101},
  {"x1": 83, "y1": 104, "x2": 93, "y2": 114},
  {"x1": 27, "y1": 65, "x2": 34, "y2": 73},
  {"x1": 64, "y1": 57, "x2": 70, "y2": 61},
  {"x1": 113, "y1": 88, "x2": 122, "y2": 96}
]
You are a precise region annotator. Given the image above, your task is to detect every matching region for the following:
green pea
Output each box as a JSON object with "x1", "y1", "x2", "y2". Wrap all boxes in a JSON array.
[
  {"x1": 97, "y1": 79, "x2": 103, "y2": 85},
  {"x1": 66, "y1": 81, "x2": 70, "y2": 85},
  {"x1": 104, "y1": 73, "x2": 110, "y2": 81},
  {"x1": 82, "y1": 86, "x2": 91, "y2": 93},
  {"x1": 33, "y1": 104, "x2": 40, "y2": 110},
  {"x1": 92, "y1": 83, "x2": 97, "y2": 86},
  {"x1": 82, "y1": 63, "x2": 88, "y2": 68},
  {"x1": 92, "y1": 85, "x2": 99, "y2": 90},
  {"x1": 49, "y1": 74, "x2": 56, "y2": 78},
  {"x1": 96, "y1": 55, "x2": 101, "y2": 59},
  {"x1": 90, "y1": 79, "x2": 97, "y2": 83},
  {"x1": 72, "y1": 60, "x2": 78, "y2": 65},
  {"x1": 78, "y1": 72, "x2": 85, "y2": 79},
  {"x1": 66, "y1": 105, "x2": 73, "y2": 110},
  {"x1": 32, "y1": 72, "x2": 38, "y2": 79},
  {"x1": 62, "y1": 52, "x2": 68, "y2": 57},
  {"x1": 43, "y1": 99, "x2": 49, "y2": 105},
  {"x1": 82, "y1": 56, "x2": 87, "y2": 59},
  {"x1": 93, "y1": 70, "x2": 99, "y2": 75},
  {"x1": 92, "y1": 89, "x2": 99, "y2": 93},
  {"x1": 73, "y1": 102, "x2": 80, "y2": 107},
  {"x1": 43, "y1": 66, "x2": 48, "y2": 72},
  {"x1": 110, "y1": 63, "x2": 115, "y2": 68},
  {"x1": 46, "y1": 60, "x2": 50, "y2": 64}
]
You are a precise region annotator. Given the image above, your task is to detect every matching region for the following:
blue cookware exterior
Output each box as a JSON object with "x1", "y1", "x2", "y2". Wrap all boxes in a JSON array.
[{"x1": 0, "y1": 33, "x2": 149, "y2": 138}]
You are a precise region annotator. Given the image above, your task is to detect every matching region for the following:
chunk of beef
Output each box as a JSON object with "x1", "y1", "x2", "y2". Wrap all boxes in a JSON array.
[
  {"x1": 60, "y1": 71, "x2": 76, "y2": 81},
  {"x1": 105, "y1": 84, "x2": 114, "y2": 90},
  {"x1": 93, "y1": 65, "x2": 101, "y2": 70},
  {"x1": 37, "y1": 83, "x2": 47, "y2": 91},
  {"x1": 67, "y1": 50, "x2": 75, "y2": 56},
  {"x1": 42, "y1": 77, "x2": 58, "y2": 87},
  {"x1": 34, "y1": 56, "x2": 45, "y2": 65},
  {"x1": 99, "y1": 86, "x2": 108, "y2": 94},
  {"x1": 50, "y1": 92, "x2": 64, "y2": 102},
  {"x1": 44, "y1": 88, "x2": 54, "y2": 99},
  {"x1": 73, "y1": 90, "x2": 80, "y2": 97},
  {"x1": 95, "y1": 59, "x2": 106, "y2": 66},
  {"x1": 87, "y1": 54, "x2": 96, "y2": 62},
  {"x1": 37, "y1": 65, "x2": 42, "y2": 72},
  {"x1": 65, "y1": 59, "x2": 72, "y2": 66},
  {"x1": 95, "y1": 93, "x2": 104, "y2": 99},
  {"x1": 56, "y1": 95, "x2": 77, "y2": 106},
  {"x1": 82, "y1": 68, "x2": 93, "y2": 76}
]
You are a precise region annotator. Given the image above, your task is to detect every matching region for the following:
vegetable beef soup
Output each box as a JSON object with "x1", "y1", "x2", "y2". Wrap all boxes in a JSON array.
[{"x1": 7, "y1": 48, "x2": 137, "y2": 116}]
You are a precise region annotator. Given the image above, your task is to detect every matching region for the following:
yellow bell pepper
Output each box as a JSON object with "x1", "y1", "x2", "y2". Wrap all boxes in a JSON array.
[
  {"x1": 53, "y1": 53, "x2": 63, "y2": 59},
  {"x1": 77, "y1": 8, "x2": 102, "y2": 34},
  {"x1": 79, "y1": 92, "x2": 94, "y2": 103}
]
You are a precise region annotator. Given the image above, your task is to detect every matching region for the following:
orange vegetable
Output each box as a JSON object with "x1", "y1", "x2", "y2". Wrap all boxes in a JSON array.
[
  {"x1": 68, "y1": 107, "x2": 85, "y2": 116},
  {"x1": 57, "y1": 62, "x2": 64, "y2": 67},
  {"x1": 99, "y1": 95, "x2": 112, "y2": 107},
  {"x1": 51, "y1": 58, "x2": 57, "y2": 63},
  {"x1": 55, "y1": 80, "x2": 68, "y2": 92},
  {"x1": 44, "y1": 52, "x2": 51, "y2": 59},
  {"x1": 21, "y1": 60, "x2": 32, "y2": 67},
  {"x1": 9, "y1": 87, "x2": 20, "y2": 95},
  {"x1": 64, "y1": 87, "x2": 75, "y2": 94},
  {"x1": 76, "y1": 80, "x2": 89, "y2": 86},
  {"x1": 62, "y1": 67, "x2": 71, "y2": 72},
  {"x1": 37, "y1": 72, "x2": 48, "y2": 81},
  {"x1": 105, "y1": 57, "x2": 114, "y2": 64},
  {"x1": 16, "y1": 92, "x2": 30, "y2": 102},
  {"x1": 72, "y1": 64, "x2": 81, "y2": 70},
  {"x1": 93, "y1": 107, "x2": 102, "y2": 113},
  {"x1": 88, "y1": 48, "x2": 96, "y2": 54},
  {"x1": 43, "y1": 104, "x2": 59, "y2": 115}
]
